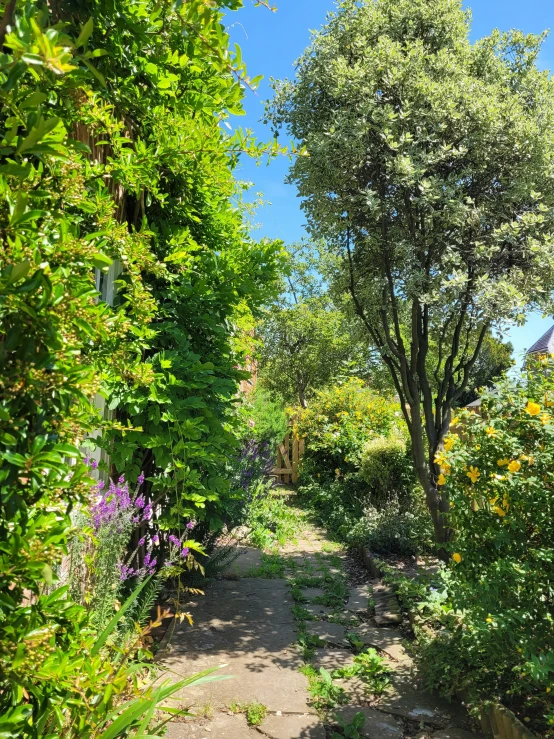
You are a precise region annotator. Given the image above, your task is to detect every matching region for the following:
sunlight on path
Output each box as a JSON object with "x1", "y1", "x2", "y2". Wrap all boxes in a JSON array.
[{"x1": 157, "y1": 494, "x2": 480, "y2": 739}]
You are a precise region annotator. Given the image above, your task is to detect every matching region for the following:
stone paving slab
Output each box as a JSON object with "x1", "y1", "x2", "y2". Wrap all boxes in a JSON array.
[
  {"x1": 331, "y1": 706, "x2": 403, "y2": 739},
  {"x1": 351, "y1": 624, "x2": 410, "y2": 661},
  {"x1": 303, "y1": 603, "x2": 334, "y2": 618},
  {"x1": 311, "y1": 648, "x2": 354, "y2": 672},
  {"x1": 222, "y1": 546, "x2": 262, "y2": 578},
  {"x1": 165, "y1": 712, "x2": 259, "y2": 738},
  {"x1": 300, "y1": 587, "x2": 326, "y2": 601},
  {"x1": 158, "y1": 579, "x2": 313, "y2": 714},
  {"x1": 259, "y1": 712, "x2": 326, "y2": 738},
  {"x1": 346, "y1": 584, "x2": 372, "y2": 613},
  {"x1": 304, "y1": 620, "x2": 349, "y2": 646},
  {"x1": 375, "y1": 669, "x2": 469, "y2": 727},
  {"x1": 429, "y1": 730, "x2": 480, "y2": 739}
]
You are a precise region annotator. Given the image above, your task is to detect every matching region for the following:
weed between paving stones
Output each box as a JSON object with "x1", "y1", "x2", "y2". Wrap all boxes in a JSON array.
[{"x1": 229, "y1": 700, "x2": 267, "y2": 726}]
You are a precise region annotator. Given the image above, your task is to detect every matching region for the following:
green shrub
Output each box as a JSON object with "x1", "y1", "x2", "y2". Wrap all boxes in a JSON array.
[
  {"x1": 348, "y1": 500, "x2": 434, "y2": 556},
  {"x1": 359, "y1": 435, "x2": 414, "y2": 506},
  {"x1": 245, "y1": 387, "x2": 289, "y2": 448},
  {"x1": 416, "y1": 361, "x2": 554, "y2": 735},
  {"x1": 244, "y1": 481, "x2": 299, "y2": 549},
  {"x1": 294, "y1": 379, "x2": 401, "y2": 474}
]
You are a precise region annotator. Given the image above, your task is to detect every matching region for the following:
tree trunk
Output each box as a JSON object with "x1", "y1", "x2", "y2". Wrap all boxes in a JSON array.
[{"x1": 408, "y1": 401, "x2": 451, "y2": 556}]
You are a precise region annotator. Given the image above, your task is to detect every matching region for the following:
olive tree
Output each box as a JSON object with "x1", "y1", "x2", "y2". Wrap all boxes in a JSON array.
[{"x1": 268, "y1": 0, "x2": 554, "y2": 545}]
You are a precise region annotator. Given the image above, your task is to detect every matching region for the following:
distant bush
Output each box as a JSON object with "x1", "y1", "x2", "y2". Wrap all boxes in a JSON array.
[
  {"x1": 294, "y1": 378, "x2": 401, "y2": 474},
  {"x1": 360, "y1": 435, "x2": 414, "y2": 507},
  {"x1": 242, "y1": 387, "x2": 289, "y2": 448}
]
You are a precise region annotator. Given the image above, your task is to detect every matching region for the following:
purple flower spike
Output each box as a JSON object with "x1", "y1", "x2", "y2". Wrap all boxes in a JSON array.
[
  {"x1": 84, "y1": 455, "x2": 90, "y2": 465},
  {"x1": 118, "y1": 474, "x2": 125, "y2": 483},
  {"x1": 181, "y1": 547, "x2": 190, "y2": 557},
  {"x1": 134, "y1": 495, "x2": 145, "y2": 509},
  {"x1": 91, "y1": 460, "x2": 98, "y2": 470},
  {"x1": 143, "y1": 503, "x2": 153, "y2": 521},
  {"x1": 152, "y1": 534, "x2": 160, "y2": 545},
  {"x1": 137, "y1": 473, "x2": 145, "y2": 485},
  {"x1": 138, "y1": 536, "x2": 145, "y2": 547},
  {"x1": 96, "y1": 480, "x2": 105, "y2": 491},
  {"x1": 169, "y1": 534, "x2": 180, "y2": 547},
  {"x1": 186, "y1": 521, "x2": 194, "y2": 530}
]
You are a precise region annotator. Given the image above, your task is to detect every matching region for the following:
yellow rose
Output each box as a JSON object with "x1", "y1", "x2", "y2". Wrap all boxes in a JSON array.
[
  {"x1": 525, "y1": 401, "x2": 541, "y2": 416},
  {"x1": 497, "y1": 459, "x2": 509, "y2": 467},
  {"x1": 452, "y1": 552, "x2": 462, "y2": 563},
  {"x1": 466, "y1": 466, "x2": 480, "y2": 484},
  {"x1": 508, "y1": 460, "x2": 521, "y2": 473},
  {"x1": 437, "y1": 473, "x2": 447, "y2": 486}
]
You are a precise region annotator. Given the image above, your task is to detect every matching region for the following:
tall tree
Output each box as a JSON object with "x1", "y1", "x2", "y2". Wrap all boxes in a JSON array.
[{"x1": 268, "y1": 0, "x2": 554, "y2": 546}]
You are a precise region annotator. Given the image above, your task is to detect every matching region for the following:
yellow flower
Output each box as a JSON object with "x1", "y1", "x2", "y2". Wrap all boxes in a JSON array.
[
  {"x1": 452, "y1": 552, "x2": 462, "y2": 563},
  {"x1": 525, "y1": 401, "x2": 541, "y2": 416},
  {"x1": 434, "y1": 451, "x2": 447, "y2": 465},
  {"x1": 440, "y1": 462, "x2": 451, "y2": 475},
  {"x1": 466, "y1": 466, "x2": 480, "y2": 484},
  {"x1": 502, "y1": 497, "x2": 510, "y2": 511},
  {"x1": 493, "y1": 506, "x2": 507, "y2": 517},
  {"x1": 437, "y1": 473, "x2": 447, "y2": 486},
  {"x1": 541, "y1": 413, "x2": 550, "y2": 426},
  {"x1": 444, "y1": 436, "x2": 455, "y2": 452},
  {"x1": 497, "y1": 458, "x2": 509, "y2": 467},
  {"x1": 486, "y1": 615, "x2": 493, "y2": 623},
  {"x1": 508, "y1": 460, "x2": 521, "y2": 473},
  {"x1": 450, "y1": 417, "x2": 460, "y2": 427},
  {"x1": 485, "y1": 426, "x2": 497, "y2": 436},
  {"x1": 475, "y1": 444, "x2": 481, "y2": 450},
  {"x1": 489, "y1": 497, "x2": 498, "y2": 505},
  {"x1": 335, "y1": 468, "x2": 340, "y2": 476}
]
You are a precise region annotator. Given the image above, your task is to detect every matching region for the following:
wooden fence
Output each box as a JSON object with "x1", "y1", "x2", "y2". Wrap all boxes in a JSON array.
[{"x1": 272, "y1": 432, "x2": 304, "y2": 484}]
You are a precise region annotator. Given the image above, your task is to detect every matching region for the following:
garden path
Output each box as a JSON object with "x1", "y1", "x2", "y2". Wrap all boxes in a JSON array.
[{"x1": 157, "y1": 498, "x2": 480, "y2": 739}]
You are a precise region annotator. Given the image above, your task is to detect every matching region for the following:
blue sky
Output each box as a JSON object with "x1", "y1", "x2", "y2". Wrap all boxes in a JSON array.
[{"x1": 227, "y1": 0, "x2": 554, "y2": 364}]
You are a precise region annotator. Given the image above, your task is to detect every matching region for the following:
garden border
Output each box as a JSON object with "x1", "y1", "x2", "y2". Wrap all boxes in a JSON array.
[{"x1": 359, "y1": 547, "x2": 538, "y2": 739}]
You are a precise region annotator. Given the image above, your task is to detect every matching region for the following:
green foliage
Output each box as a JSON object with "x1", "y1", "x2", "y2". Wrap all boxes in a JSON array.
[
  {"x1": 295, "y1": 378, "x2": 401, "y2": 473},
  {"x1": 269, "y1": 0, "x2": 554, "y2": 544},
  {"x1": 258, "y1": 298, "x2": 361, "y2": 408},
  {"x1": 243, "y1": 481, "x2": 299, "y2": 550},
  {"x1": 333, "y1": 648, "x2": 390, "y2": 695},
  {"x1": 456, "y1": 333, "x2": 514, "y2": 407},
  {"x1": 0, "y1": 0, "x2": 283, "y2": 731},
  {"x1": 242, "y1": 387, "x2": 289, "y2": 447},
  {"x1": 411, "y1": 362, "x2": 554, "y2": 734},
  {"x1": 359, "y1": 435, "x2": 414, "y2": 506},
  {"x1": 229, "y1": 700, "x2": 267, "y2": 726},
  {"x1": 332, "y1": 711, "x2": 366, "y2": 739},
  {"x1": 299, "y1": 665, "x2": 347, "y2": 709},
  {"x1": 244, "y1": 552, "x2": 287, "y2": 579}
]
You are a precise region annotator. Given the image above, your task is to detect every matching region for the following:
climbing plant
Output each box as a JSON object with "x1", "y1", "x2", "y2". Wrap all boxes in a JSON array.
[{"x1": 0, "y1": 0, "x2": 284, "y2": 732}]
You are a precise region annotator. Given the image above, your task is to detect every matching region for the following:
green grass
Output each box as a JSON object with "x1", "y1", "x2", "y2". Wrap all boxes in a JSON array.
[
  {"x1": 229, "y1": 700, "x2": 267, "y2": 726},
  {"x1": 243, "y1": 553, "x2": 287, "y2": 578}
]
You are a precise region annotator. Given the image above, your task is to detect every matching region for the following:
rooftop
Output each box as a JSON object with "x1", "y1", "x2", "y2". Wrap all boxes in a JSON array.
[{"x1": 526, "y1": 324, "x2": 554, "y2": 356}]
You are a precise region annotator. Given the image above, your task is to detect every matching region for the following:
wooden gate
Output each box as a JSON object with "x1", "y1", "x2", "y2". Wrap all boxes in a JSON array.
[{"x1": 273, "y1": 432, "x2": 304, "y2": 484}]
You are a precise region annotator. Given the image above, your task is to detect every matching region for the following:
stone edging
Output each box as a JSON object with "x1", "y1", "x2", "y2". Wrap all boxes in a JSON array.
[
  {"x1": 359, "y1": 547, "x2": 537, "y2": 739},
  {"x1": 359, "y1": 547, "x2": 402, "y2": 625}
]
